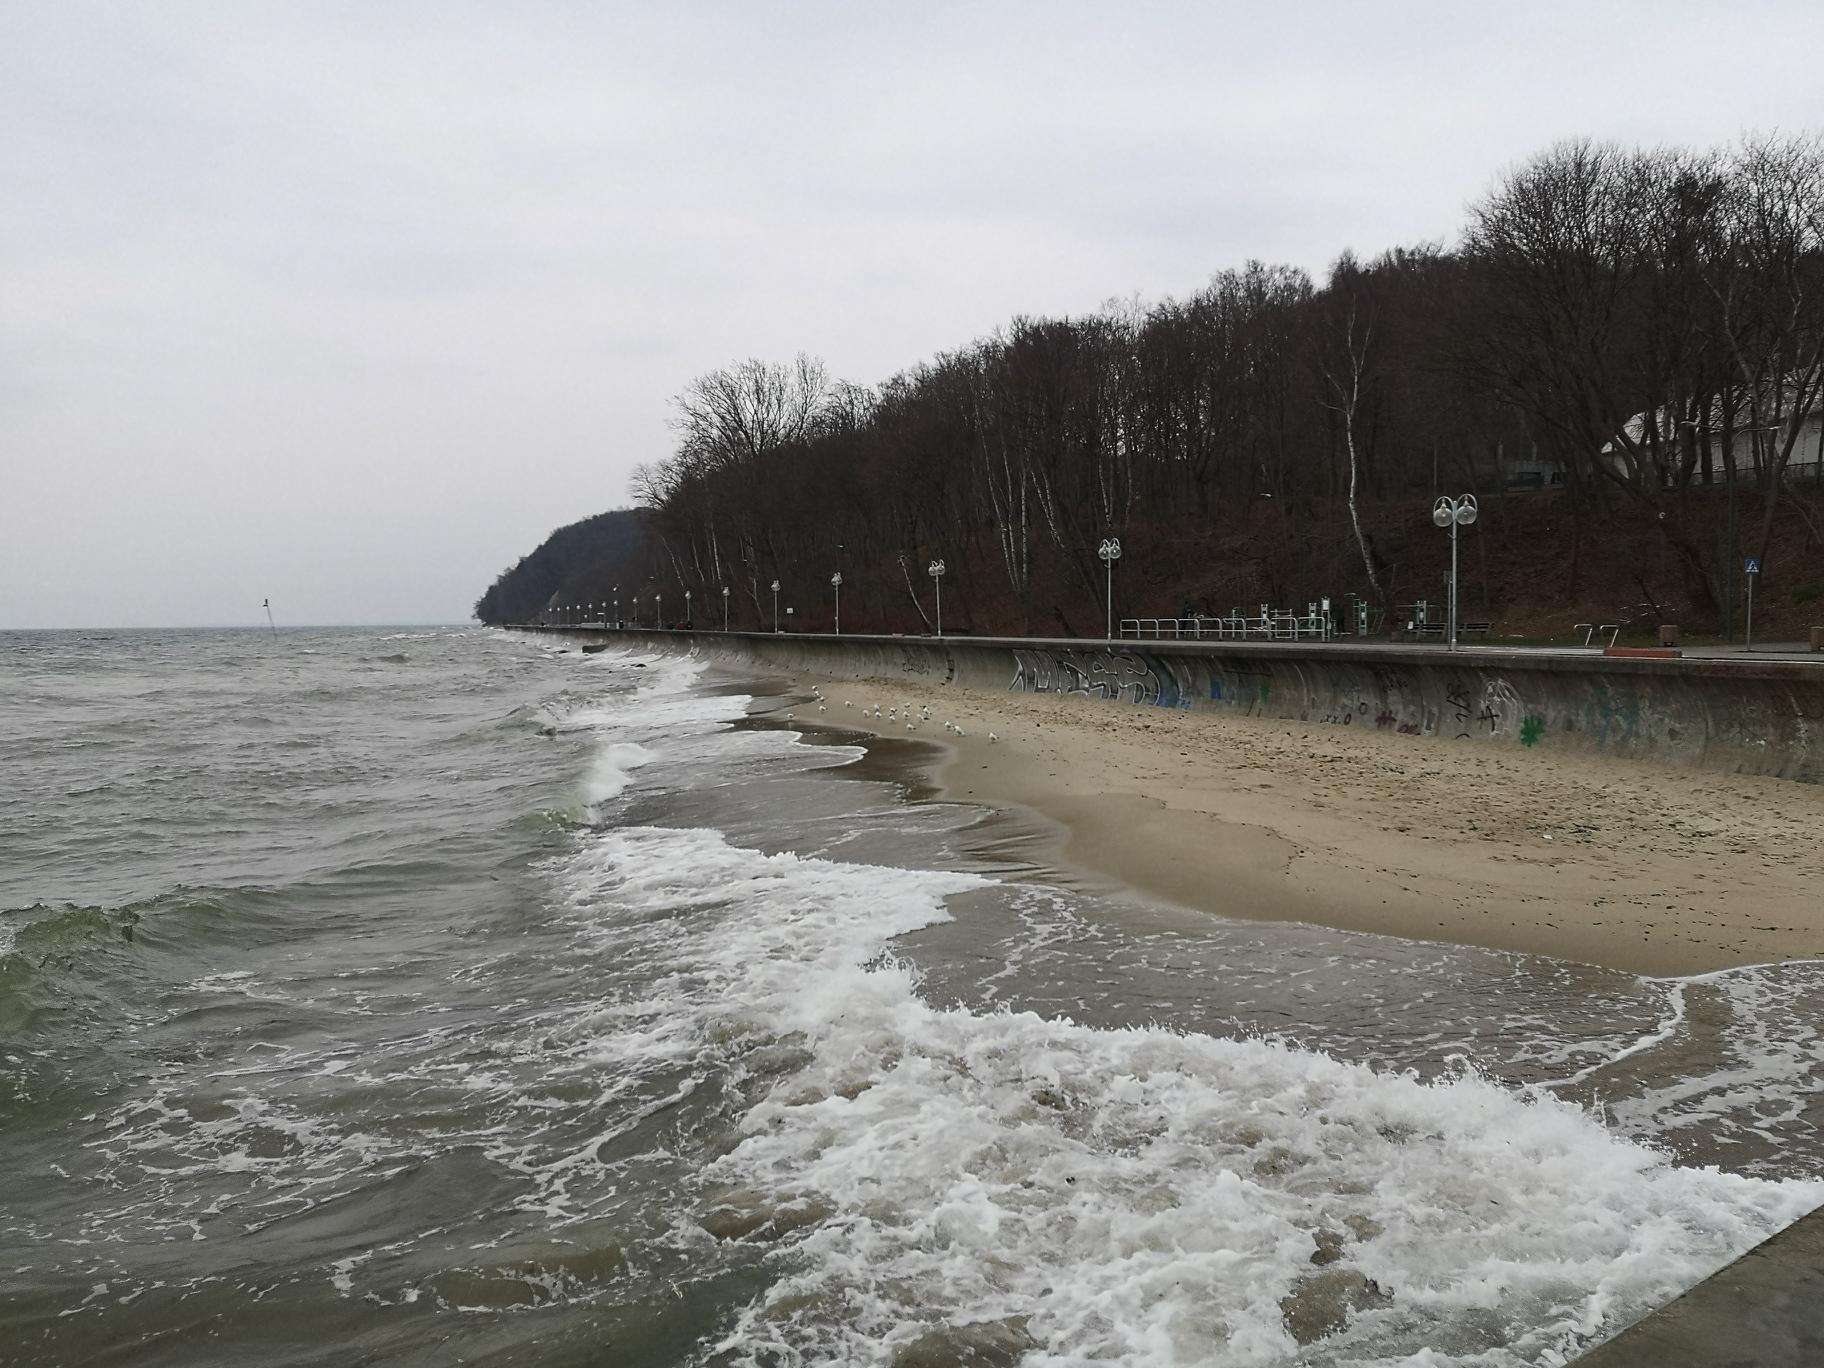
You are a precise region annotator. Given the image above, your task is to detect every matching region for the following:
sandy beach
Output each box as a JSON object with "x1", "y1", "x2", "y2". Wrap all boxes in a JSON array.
[{"x1": 783, "y1": 675, "x2": 1824, "y2": 977}]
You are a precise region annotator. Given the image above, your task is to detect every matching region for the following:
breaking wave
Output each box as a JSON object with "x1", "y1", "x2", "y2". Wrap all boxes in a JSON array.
[{"x1": 552, "y1": 825, "x2": 1822, "y2": 1366}]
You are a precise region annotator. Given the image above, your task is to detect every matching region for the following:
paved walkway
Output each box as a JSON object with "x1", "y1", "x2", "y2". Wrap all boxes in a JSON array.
[{"x1": 1680, "y1": 641, "x2": 1823, "y2": 660}]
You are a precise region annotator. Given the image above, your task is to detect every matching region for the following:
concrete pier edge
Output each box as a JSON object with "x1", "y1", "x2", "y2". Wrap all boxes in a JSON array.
[{"x1": 1566, "y1": 1204, "x2": 1824, "y2": 1366}]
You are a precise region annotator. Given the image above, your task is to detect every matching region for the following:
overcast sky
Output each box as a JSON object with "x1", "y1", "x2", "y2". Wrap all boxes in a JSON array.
[{"x1": 5, "y1": 2, "x2": 1823, "y2": 627}]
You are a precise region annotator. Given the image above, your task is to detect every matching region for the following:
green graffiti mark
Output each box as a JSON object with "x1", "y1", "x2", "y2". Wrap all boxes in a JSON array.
[
  {"x1": 1258, "y1": 682, "x2": 1272, "y2": 702},
  {"x1": 1519, "y1": 715, "x2": 1545, "y2": 747}
]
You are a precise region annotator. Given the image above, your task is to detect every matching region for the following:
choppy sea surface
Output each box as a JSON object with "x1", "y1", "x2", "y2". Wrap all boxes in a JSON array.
[{"x1": 3, "y1": 625, "x2": 1822, "y2": 1368}]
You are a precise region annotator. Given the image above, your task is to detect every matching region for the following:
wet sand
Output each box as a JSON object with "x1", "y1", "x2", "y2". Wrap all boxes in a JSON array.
[{"x1": 780, "y1": 677, "x2": 1824, "y2": 977}]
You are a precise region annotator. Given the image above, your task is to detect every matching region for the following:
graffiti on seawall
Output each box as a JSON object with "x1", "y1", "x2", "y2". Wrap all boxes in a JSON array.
[
  {"x1": 1009, "y1": 647, "x2": 1188, "y2": 706},
  {"x1": 1005, "y1": 650, "x2": 1576, "y2": 755}
]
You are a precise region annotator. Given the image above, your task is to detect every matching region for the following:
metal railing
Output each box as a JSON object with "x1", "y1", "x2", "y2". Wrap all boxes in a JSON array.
[{"x1": 1120, "y1": 603, "x2": 1338, "y2": 642}]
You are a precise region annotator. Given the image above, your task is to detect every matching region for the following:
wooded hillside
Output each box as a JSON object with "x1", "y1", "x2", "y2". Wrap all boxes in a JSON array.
[{"x1": 480, "y1": 137, "x2": 1824, "y2": 640}]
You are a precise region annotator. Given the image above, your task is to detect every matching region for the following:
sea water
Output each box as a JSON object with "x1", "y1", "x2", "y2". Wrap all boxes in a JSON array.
[{"x1": 2, "y1": 626, "x2": 1820, "y2": 1366}]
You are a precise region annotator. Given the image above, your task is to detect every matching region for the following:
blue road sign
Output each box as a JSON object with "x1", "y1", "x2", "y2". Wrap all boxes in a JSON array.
[{"x1": 1745, "y1": 558, "x2": 1761, "y2": 575}]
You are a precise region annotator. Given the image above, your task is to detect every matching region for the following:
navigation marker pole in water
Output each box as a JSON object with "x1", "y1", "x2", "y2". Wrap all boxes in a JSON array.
[{"x1": 262, "y1": 598, "x2": 277, "y2": 640}]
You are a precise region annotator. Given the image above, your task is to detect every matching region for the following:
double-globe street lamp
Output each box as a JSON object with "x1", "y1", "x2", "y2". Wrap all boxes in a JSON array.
[
  {"x1": 928, "y1": 559, "x2": 946, "y2": 637},
  {"x1": 830, "y1": 571, "x2": 843, "y2": 635},
  {"x1": 1431, "y1": 494, "x2": 1479, "y2": 651},
  {"x1": 770, "y1": 580, "x2": 781, "y2": 633},
  {"x1": 722, "y1": 585, "x2": 730, "y2": 631},
  {"x1": 1098, "y1": 538, "x2": 1122, "y2": 641}
]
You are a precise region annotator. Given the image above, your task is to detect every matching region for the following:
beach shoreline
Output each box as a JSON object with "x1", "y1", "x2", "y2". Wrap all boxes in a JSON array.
[{"x1": 770, "y1": 672, "x2": 1824, "y2": 978}]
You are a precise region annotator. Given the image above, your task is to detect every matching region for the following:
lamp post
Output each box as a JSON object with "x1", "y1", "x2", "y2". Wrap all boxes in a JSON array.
[
  {"x1": 613, "y1": 586, "x2": 620, "y2": 626},
  {"x1": 722, "y1": 585, "x2": 730, "y2": 631},
  {"x1": 1431, "y1": 494, "x2": 1479, "y2": 651},
  {"x1": 685, "y1": 589, "x2": 692, "y2": 628},
  {"x1": 928, "y1": 559, "x2": 946, "y2": 637},
  {"x1": 770, "y1": 580, "x2": 781, "y2": 633},
  {"x1": 830, "y1": 571, "x2": 842, "y2": 635},
  {"x1": 657, "y1": 591, "x2": 663, "y2": 629},
  {"x1": 1098, "y1": 538, "x2": 1122, "y2": 641},
  {"x1": 1745, "y1": 557, "x2": 1760, "y2": 651}
]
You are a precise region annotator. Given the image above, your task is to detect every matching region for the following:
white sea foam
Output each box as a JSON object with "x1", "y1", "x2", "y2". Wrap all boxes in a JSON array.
[
  {"x1": 554, "y1": 825, "x2": 1824, "y2": 1367},
  {"x1": 1603, "y1": 965, "x2": 1824, "y2": 1157},
  {"x1": 551, "y1": 653, "x2": 753, "y2": 809},
  {"x1": 581, "y1": 742, "x2": 656, "y2": 805}
]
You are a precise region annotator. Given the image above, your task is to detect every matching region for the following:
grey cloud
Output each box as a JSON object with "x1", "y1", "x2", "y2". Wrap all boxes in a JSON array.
[{"x1": 4, "y1": 1, "x2": 1822, "y2": 625}]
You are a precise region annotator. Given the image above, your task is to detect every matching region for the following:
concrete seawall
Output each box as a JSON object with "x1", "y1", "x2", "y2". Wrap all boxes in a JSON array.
[{"x1": 547, "y1": 628, "x2": 1824, "y2": 784}]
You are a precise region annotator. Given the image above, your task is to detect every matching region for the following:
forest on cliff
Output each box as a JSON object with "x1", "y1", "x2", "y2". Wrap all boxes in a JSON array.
[{"x1": 477, "y1": 137, "x2": 1824, "y2": 639}]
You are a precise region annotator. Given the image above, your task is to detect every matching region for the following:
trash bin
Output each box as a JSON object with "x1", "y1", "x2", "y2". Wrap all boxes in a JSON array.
[
  {"x1": 1659, "y1": 623, "x2": 1679, "y2": 648},
  {"x1": 1811, "y1": 625, "x2": 1824, "y2": 653}
]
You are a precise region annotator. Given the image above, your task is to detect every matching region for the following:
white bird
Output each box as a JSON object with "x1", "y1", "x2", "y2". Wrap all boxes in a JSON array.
[
  {"x1": 955, "y1": 727, "x2": 966, "y2": 737},
  {"x1": 818, "y1": 704, "x2": 826, "y2": 712},
  {"x1": 906, "y1": 722, "x2": 913, "y2": 731},
  {"x1": 989, "y1": 732, "x2": 998, "y2": 743}
]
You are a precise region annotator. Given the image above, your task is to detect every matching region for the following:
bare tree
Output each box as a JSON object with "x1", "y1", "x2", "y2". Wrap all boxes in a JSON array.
[{"x1": 1314, "y1": 252, "x2": 1388, "y2": 614}]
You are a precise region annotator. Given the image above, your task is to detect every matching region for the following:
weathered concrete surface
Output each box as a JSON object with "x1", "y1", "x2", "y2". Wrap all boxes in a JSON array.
[
  {"x1": 1570, "y1": 1204, "x2": 1824, "y2": 1366},
  {"x1": 540, "y1": 628, "x2": 1824, "y2": 784}
]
